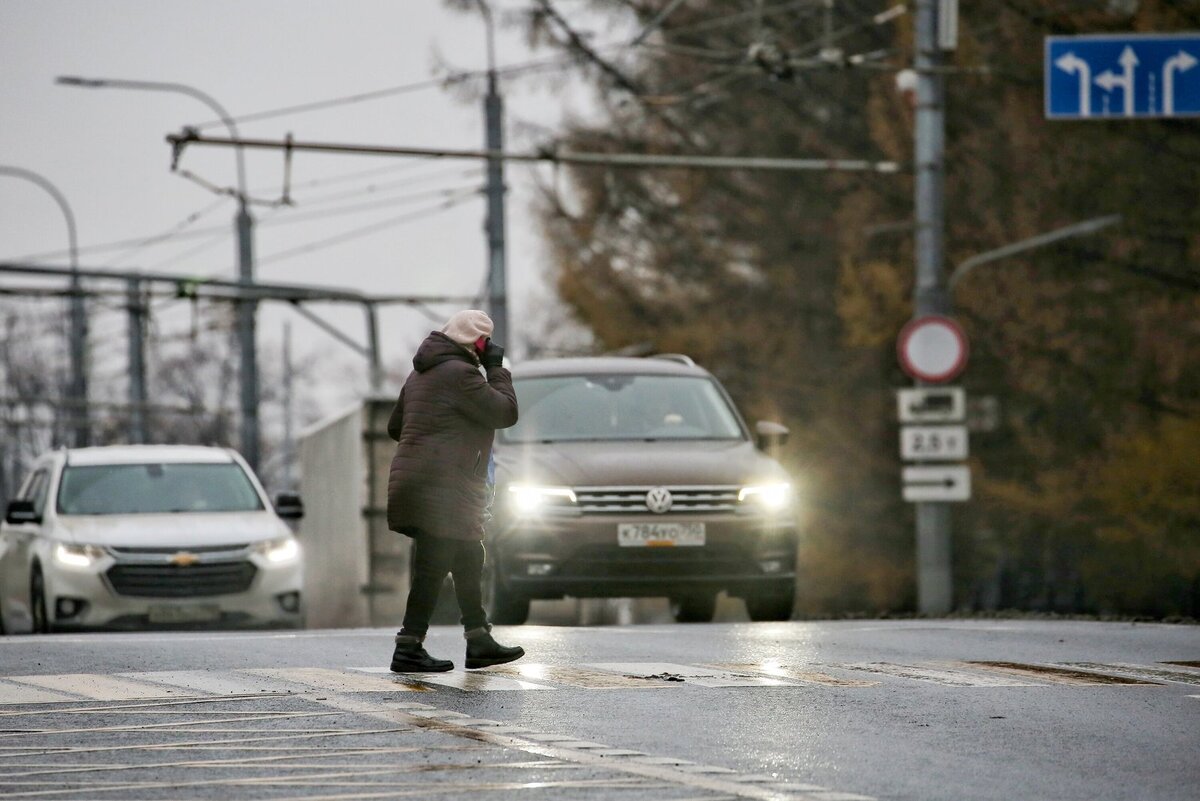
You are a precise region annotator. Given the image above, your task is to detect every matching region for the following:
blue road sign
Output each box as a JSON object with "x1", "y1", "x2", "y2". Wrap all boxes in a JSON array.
[{"x1": 1046, "y1": 33, "x2": 1200, "y2": 119}]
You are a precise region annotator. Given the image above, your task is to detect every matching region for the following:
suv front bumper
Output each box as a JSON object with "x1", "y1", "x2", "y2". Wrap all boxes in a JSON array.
[{"x1": 489, "y1": 512, "x2": 797, "y2": 599}]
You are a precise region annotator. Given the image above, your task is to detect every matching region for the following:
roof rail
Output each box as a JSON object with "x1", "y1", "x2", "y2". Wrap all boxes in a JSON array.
[{"x1": 648, "y1": 353, "x2": 696, "y2": 367}]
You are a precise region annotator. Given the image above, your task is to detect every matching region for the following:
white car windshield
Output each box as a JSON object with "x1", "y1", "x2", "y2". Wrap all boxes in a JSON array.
[
  {"x1": 57, "y1": 463, "x2": 264, "y2": 515},
  {"x1": 501, "y1": 374, "x2": 746, "y2": 444}
]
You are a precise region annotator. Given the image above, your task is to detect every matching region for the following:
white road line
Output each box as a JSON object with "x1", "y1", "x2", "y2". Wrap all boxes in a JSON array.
[
  {"x1": 965, "y1": 661, "x2": 1158, "y2": 686},
  {"x1": 0, "y1": 680, "x2": 85, "y2": 705},
  {"x1": 842, "y1": 662, "x2": 1042, "y2": 687},
  {"x1": 587, "y1": 662, "x2": 800, "y2": 688},
  {"x1": 485, "y1": 663, "x2": 681, "y2": 689},
  {"x1": 1061, "y1": 663, "x2": 1199, "y2": 686},
  {"x1": 242, "y1": 668, "x2": 433, "y2": 693},
  {"x1": 5, "y1": 673, "x2": 185, "y2": 701},
  {"x1": 710, "y1": 663, "x2": 880, "y2": 688},
  {"x1": 351, "y1": 666, "x2": 552, "y2": 691},
  {"x1": 119, "y1": 670, "x2": 301, "y2": 697}
]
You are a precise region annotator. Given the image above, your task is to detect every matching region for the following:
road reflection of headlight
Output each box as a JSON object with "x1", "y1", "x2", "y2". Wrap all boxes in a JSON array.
[
  {"x1": 53, "y1": 543, "x2": 104, "y2": 569},
  {"x1": 738, "y1": 483, "x2": 792, "y2": 511},
  {"x1": 257, "y1": 536, "x2": 300, "y2": 563},
  {"x1": 508, "y1": 485, "x2": 577, "y2": 515}
]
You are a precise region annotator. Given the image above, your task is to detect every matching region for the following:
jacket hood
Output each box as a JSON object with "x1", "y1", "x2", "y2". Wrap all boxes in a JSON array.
[
  {"x1": 413, "y1": 331, "x2": 478, "y2": 373},
  {"x1": 494, "y1": 439, "x2": 786, "y2": 488}
]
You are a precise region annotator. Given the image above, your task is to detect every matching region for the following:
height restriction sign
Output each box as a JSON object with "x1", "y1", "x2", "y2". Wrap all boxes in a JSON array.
[{"x1": 897, "y1": 316, "x2": 969, "y2": 383}]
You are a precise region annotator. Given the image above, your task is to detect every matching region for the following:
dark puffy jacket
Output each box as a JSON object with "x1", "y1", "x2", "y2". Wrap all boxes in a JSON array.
[{"x1": 386, "y1": 332, "x2": 518, "y2": 540}]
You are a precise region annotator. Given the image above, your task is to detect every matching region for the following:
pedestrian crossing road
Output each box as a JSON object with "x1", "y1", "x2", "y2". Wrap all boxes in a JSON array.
[{"x1": 2, "y1": 659, "x2": 1197, "y2": 704}]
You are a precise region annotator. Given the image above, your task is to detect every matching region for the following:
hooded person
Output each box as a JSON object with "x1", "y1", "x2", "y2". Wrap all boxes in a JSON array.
[{"x1": 385, "y1": 310, "x2": 524, "y2": 672}]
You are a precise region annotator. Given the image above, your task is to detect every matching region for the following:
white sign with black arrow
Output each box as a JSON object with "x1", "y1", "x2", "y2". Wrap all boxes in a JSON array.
[{"x1": 902, "y1": 465, "x2": 972, "y2": 503}]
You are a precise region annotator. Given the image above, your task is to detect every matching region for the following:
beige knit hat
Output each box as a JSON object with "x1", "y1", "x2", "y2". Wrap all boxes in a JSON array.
[{"x1": 441, "y1": 309, "x2": 494, "y2": 346}]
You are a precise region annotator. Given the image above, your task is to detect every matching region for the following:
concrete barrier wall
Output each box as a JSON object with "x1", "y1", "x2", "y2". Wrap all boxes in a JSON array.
[{"x1": 298, "y1": 405, "x2": 370, "y2": 629}]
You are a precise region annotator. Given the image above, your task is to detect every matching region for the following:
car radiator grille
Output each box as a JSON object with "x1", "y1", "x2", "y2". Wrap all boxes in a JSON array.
[
  {"x1": 574, "y1": 486, "x2": 739, "y2": 514},
  {"x1": 106, "y1": 562, "x2": 257, "y2": 598}
]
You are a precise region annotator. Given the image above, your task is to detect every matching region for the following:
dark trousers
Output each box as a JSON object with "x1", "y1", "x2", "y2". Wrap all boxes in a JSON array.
[{"x1": 400, "y1": 537, "x2": 488, "y2": 637}]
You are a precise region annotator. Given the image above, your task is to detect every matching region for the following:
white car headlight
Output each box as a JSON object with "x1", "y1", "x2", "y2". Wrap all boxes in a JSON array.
[
  {"x1": 508, "y1": 485, "x2": 577, "y2": 515},
  {"x1": 738, "y1": 483, "x2": 792, "y2": 511},
  {"x1": 256, "y1": 536, "x2": 300, "y2": 564},
  {"x1": 53, "y1": 543, "x2": 105, "y2": 569}
]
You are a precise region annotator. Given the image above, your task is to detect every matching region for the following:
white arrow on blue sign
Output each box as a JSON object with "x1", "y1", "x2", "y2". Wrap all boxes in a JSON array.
[{"x1": 1046, "y1": 33, "x2": 1200, "y2": 119}]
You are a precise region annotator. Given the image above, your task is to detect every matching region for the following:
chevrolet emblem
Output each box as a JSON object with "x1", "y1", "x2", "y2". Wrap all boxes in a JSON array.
[{"x1": 169, "y1": 552, "x2": 200, "y2": 567}]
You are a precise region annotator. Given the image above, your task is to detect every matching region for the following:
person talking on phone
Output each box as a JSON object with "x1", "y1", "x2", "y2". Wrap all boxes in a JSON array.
[{"x1": 386, "y1": 310, "x2": 524, "y2": 672}]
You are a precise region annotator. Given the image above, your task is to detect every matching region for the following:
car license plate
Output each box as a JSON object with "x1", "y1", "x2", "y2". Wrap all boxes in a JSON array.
[
  {"x1": 618, "y1": 522, "x2": 705, "y2": 547},
  {"x1": 147, "y1": 604, "x2": 221, "y2": 624}
]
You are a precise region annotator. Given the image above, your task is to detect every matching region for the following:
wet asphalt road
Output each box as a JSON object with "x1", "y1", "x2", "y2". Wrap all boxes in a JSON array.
[{"x1": 0, "y1": 619, "x2": 1197, "y2": 801}]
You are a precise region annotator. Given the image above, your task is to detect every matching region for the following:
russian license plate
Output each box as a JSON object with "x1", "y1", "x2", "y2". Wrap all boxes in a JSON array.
[
  {"x1": 618, "y1": 522, "x2": 706, "y2": 547},
  {"x1": 147, "y1": 604, "x2": 222, "y2": 624}
]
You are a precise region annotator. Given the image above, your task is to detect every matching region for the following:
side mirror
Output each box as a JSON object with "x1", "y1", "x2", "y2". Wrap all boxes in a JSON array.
[
  {"x1": 274, "y1": 493, "x2": 305, "y2": 520},
  {"x1": 5, "y1": 499, "x2": 41, "y2": 526},
  {"x1": 755, "y1": 421, "x2": 790, "y2": 452}
]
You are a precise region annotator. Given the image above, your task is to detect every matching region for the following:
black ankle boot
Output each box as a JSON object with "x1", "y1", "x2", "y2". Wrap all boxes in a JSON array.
[
  {"x1": 390, "y1": 633, "x2": 453, "y2": 673},
  {"x1": 464, "y1": 626, "x2": 524, "y2": 669}
]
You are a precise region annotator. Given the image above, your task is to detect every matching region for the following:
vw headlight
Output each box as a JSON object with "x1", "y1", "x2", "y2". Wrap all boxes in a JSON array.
[
  {"x1": 53, "y1": 543, "x2": 105, "y2": 569},
  {"x1": 738, "y1": 483, "x2": 792, "y2": 511},
  {"x1": 508, "y1": 485, "x2": 577, "y2": 515},
  {"x1": 256, "y1": 536, "x2": 300, "y2": 564}
]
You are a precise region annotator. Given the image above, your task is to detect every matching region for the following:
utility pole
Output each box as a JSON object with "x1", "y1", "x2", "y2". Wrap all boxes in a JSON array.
[
  {"x1": 282, "y1": 322, "x2": 295, "y2": 490},
  {"x1": 236, "y1": 197, "x2": 260, "y2": 470},
  {"x1": 0, "y1": 166, "x2": 88, "y2": 447},
  {"x1": 479, "y1": 0, "x2": 509, "y2": 346},
  {"x1": 126, "y1": 277, "x2": 148, "y2": 444},
  {"x1": 912, "y1": 0, "x2": 952, "y2": 615}
]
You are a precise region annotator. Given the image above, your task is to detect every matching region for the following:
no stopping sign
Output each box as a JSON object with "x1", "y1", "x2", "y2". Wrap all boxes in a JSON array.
[{"x1": 897, "y1": 316, "x2": 969, "y2": 383}]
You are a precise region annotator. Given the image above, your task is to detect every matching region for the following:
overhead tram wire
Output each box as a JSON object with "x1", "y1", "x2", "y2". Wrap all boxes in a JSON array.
[
  {"x1": 7, "y1": 168, "x2": 486, "y2": 263},
  {"x1": 256, "y1": 186, "x2": 481, "y2": 267},
  {"x1": 99, "y1": 197, "x2": 232, "y2": 268},
  {"x1": 184, "y1": 49, "x2": 636, "y2": 132}
]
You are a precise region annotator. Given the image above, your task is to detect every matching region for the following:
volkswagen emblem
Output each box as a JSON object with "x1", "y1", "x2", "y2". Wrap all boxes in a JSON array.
[{"x1": 645, "y1": 487, "x2": 673, "y2": 514}]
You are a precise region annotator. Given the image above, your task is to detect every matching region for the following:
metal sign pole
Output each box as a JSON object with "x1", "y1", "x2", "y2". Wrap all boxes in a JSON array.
[{"x1": 913, "y1": 0, "x2": 953, "y2": 615}]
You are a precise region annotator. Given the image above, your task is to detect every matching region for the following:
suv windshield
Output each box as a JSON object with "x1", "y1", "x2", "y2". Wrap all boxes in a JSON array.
[
  {"x1": 57, "y1": 463, "x2": 264, "y2": 515},
  {"x1": 501, "y1": 374, "x2": 745, "y2": 444}
]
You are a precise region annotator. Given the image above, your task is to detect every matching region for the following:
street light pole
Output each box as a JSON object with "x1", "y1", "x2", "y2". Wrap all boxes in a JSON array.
[
  {"x1": 477, "y1": 1, "x2": 509, "y2": 347},
  {"x1": 57, "y1": 76, "x2": 261, "y2": 470},
  {"x1": 0, "y1": 166, "x2": 88, "y2": 447},
  {"x1": 912, "y1": 0, "x2": 952, "y2": 615}
]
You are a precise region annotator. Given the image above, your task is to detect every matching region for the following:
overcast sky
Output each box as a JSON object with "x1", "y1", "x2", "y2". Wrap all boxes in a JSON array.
[{"x1": 1, "y1": 0, "x2": 623, "y2": 414}]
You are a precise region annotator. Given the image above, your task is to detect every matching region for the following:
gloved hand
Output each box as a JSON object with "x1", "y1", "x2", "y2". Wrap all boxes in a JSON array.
[{"x1": 481, "y1": 340, "x2": 505, "y2": 369}]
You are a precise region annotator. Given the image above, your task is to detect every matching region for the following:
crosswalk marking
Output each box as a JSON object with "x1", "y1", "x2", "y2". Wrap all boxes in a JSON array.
[
  {"x1": 487, "y1": 663, "x2": 680, "y2": 689},
  {"x1": 710, "y1": 663, "x2": 880, "y2": 687},
  {"x1": 0, "y1": 680, "x2": 82, "y2": 704},
  {"x1": 1060, "y1": 663, "x2": 1197, "y2": 686},
  {"x1": 965, "y1": 661, "x2": 1159, "y2": 686},
  {"x1": 6, "y1": 673, "x2": 180, "y2": 701},
  {"x1": 354, "y1": 666, "x2": 555, "y2": 691},
  {"x1": 243, "y1": 668, "x2": 432, "y2": 693},
  {"x1": 119, "y1": 670, "x2": 299, "y2": 697},
  {"x1": 842, "y1": 662, "x2": 1042, "y2": 687},
  {"x1": 0, "y1": 660, "x2": 1196, "y2": 705},
  {"x1": 586, "y1": 662, "x2": 799, "y2": 687}
]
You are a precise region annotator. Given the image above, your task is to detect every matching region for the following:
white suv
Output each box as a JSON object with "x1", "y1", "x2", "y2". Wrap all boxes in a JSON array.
[{"x1": 0, "y1": 445, "x2": 305, "y2": 633}]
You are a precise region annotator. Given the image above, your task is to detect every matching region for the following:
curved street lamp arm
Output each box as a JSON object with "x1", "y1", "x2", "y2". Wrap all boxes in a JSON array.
[
  {"x1": 949, "y1": 214, "x2": 1123, "y2": 291},
  {"x1": 0, "y1": 166, "x2": 79, "y2": 268},
  {"x1": 56, "y1": 76, "x2": 247, "y2": 203}
]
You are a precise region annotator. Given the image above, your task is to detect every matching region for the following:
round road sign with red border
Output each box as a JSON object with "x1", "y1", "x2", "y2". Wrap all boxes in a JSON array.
[{"x1": 897, "y1": 315, "x2": 969, "y2": 383}]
